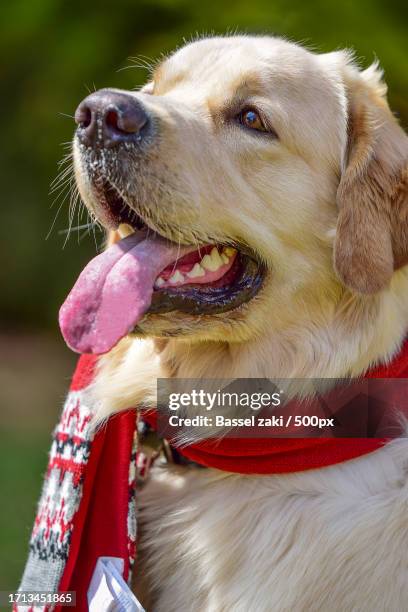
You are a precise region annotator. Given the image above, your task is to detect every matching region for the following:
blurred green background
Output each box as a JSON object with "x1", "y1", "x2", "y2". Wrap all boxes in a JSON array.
[{"x1": 0, "y1": 0, "x2": 406, "y2": 592}]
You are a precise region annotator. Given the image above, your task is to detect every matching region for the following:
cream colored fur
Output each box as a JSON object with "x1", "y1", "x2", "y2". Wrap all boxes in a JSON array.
[
  {"x1": 74, "y1": 36, "x2": 408, "y2": 611},
  {"x1": 136, "y1": 438, "x2": 408, "y2": 611}
]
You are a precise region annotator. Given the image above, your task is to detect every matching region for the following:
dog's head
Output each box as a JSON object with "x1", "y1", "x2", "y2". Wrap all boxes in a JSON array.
[{"x1": 64, "y1": 36, "x2": 407, "y2": 355}]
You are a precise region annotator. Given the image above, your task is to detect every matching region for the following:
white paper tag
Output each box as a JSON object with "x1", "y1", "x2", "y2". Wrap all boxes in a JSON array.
[{"x1": 88, "y1": 556, "x2": 145, "y2": 612}]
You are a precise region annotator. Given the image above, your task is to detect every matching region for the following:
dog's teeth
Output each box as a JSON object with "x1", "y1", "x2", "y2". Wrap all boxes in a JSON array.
[
  {"x1": 221, "y1": 254, "x2": 229, "y2": 264},
  {"x1": 211, "y1": 247, "x2": 225, "y2": 267},
  {"x1": 168, "y1": 270, "x2": 185, "y2": 284},
  {"x1": 201, "y1": 255, "x2": 215, "y2": 271},
  {"x1": 202, "y1": 248, "x2": 223, "y2": 272},
  {"x1": 155, "y1": 277, "x2": 165, "y2": 288},
  {"x1": 224, "y1": 246, "x2": 237, "y2": 257},
  {"x1": 118, "y1": 223, "x2": 135, "y2": 238},
  {"x1": 187, "y1": 263, "x2": 206, "y2": 278}
]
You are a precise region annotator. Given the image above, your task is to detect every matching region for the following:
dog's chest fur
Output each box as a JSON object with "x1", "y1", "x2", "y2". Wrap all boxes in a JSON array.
[{"x1": 135, "y1": 439, "x2": 408, "y2": 612}]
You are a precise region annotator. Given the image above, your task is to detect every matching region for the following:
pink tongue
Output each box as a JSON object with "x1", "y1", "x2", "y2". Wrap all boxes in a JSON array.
[{"x1": 59, "y1": 233, "x2": 195, "y2": 354}]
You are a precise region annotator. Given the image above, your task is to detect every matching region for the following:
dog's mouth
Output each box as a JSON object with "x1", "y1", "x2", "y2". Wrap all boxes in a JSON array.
[{"x1": 59, "y1": 179, "x2": 265, "y2": 354}]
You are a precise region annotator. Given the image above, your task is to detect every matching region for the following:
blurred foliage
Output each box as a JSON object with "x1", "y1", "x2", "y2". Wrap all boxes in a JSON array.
[
  {"x1": 0, "y1": 428, "x2": 51, "y2": 592},
  {"x1": 0, "y1": 0, "x2": 407, "y2": 331},
  {"x1": 0, "y1": 332, "x2": 76, "y2": 590}
]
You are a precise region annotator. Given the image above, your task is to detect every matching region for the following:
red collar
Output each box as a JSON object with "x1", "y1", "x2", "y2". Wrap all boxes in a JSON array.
[
  {"x1": 72, "y1": 338, "x2": 408, "y2": 477},
  {"x1": 141, "y1": 338, "x2": 408, "y2": 474}
]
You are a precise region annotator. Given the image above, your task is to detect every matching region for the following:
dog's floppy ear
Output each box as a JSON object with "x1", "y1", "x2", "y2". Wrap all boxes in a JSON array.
[{"x1": 334, "y1": 62, "x2": 408, "y2": 294}]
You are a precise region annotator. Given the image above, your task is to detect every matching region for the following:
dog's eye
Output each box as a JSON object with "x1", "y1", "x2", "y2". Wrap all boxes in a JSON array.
[{"x1": 238, "y1": 108, "x2": 267, "y2": 132}]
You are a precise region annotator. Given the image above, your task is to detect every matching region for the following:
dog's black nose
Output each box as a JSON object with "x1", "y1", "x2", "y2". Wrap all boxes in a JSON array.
[{"x1": 75, "y1": 89, "x2": 149, "y2": 147}]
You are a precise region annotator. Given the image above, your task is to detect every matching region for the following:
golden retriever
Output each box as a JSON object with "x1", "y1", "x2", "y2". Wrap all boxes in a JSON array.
[{"x1": 68, "y1": 35, "x2": 408, "y2": 611}]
